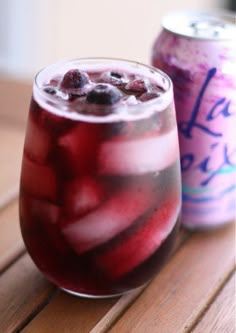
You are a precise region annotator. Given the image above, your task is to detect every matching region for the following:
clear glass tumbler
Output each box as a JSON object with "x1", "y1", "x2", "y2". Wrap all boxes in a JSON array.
[{"x1": 19, "y1": 58, "x2": 181, "y2": 298}]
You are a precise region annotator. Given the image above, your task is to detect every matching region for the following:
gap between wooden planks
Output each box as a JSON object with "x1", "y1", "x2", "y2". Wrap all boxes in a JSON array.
[{"x1": 192, "y1": 271, "x2": 236, "y2": 333}]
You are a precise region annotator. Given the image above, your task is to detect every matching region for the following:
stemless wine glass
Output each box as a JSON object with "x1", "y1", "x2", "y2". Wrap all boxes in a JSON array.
[{"x1": 19, "y1": 58, "x2": 181, "y2": 298}]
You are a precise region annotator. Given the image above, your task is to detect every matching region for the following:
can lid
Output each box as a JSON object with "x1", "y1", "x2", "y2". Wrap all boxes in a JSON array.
[{"x1": 162, "y1": 10, "x2": 236, "y2": 40}]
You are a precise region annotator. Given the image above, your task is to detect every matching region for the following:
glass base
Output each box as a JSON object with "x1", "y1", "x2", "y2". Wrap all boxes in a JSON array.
[{"x1": 60, "y1": 283, "x2": 147, "y2": 299}]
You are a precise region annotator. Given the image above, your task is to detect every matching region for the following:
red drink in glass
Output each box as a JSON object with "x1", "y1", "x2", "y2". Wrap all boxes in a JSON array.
[{"x1": 19, "y1": 58, "x2": 181, "y2": 297}]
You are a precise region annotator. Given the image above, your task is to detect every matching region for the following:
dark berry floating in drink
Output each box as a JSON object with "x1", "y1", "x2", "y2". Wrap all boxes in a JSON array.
[
  {"x1": 125, "y1": 79, "x2": 148, "y2": 93},
  {"x1": 19, "y1": 58, "x2": 181, "y2": 297},
  {"x1": 61, "y1": 69, "x2": 89, "y2": 90},
  {"x1": 86, "y1": 83, "x2": 122, "y2": 105}
]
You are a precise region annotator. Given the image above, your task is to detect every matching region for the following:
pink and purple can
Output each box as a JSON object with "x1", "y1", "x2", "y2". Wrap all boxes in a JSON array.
[{"x1": 152, "y1": 10, "x2": 236, "y2": 229}]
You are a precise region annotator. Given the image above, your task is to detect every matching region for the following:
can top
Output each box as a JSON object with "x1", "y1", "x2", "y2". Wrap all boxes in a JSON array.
[{"x1": 162, "y1": 10, "x2": 236, "y2": 40}]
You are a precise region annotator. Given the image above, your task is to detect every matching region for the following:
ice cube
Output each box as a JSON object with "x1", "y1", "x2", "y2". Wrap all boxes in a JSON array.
[
  {"x1": 96, "y1": 192, "x2": 180, "y2": 279},
  {"x1": 24, "y1": 116, "x2": 52, "y2": 163},
  {"x1": 20, "y1": 196, "x2": 69, "y2": 254},
  {"x1": 63, "y1": 176, "x2": 105, "y2": 217},
  {"x1": 58, "y1": 123, "x2": 101, "y2": 175},
  {"x1": 21, "y1": 156, "x2": 58, "y2": 201},
  {"x1": 98, "y1": 128, "x2": 179, "y2": 175},
  {"x1": 61, "y1": 181, "x2": 155, "y2": 254}
]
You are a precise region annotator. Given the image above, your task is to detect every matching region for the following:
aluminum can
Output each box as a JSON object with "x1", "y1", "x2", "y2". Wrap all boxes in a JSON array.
[{"x1": 151, "y1": 10, "x2": 236, "y2": 229}]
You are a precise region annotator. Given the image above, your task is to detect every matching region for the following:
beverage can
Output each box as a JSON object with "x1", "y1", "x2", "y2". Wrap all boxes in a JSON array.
[{"x1": 152, "y1": 10, "x2": 236, "y2": 229}]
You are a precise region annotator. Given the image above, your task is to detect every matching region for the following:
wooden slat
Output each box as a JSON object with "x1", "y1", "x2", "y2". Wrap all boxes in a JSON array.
[
  {"x1": 0, "y1": 254, "x2": 55, "y2": 333},
  {"x1": 22, "y1": 291, "x2": 118, "y2": 333},
  {"x1": 108, "y1": 223, "x2": 235, "y2": 333},
  {"x1": 192, "y1": 272, "x2": 236, "y2": 333},
  {"x1": 0, "y1": 200, "x2": 25, "y2": 271},
  {"x1": 0, "y1": 123, "x2": 25, "y2": 208}
]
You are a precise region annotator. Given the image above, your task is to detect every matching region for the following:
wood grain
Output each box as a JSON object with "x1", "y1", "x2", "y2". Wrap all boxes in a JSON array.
[
  {"x1": 0, "y1": 200, "x2": 25, "y2": 271},
  {"x1": 0, "y1": 254, "x2": 55, "y2": 333},
  {"x1": 0, "y1": 123, "x2": 25, "y2": 209},
  {"x1": 192, "y1": 272, "x2": 236, "y2": 333},
  {"x1": 109, "y1": 223, "x2": 236, "y2": 333}
]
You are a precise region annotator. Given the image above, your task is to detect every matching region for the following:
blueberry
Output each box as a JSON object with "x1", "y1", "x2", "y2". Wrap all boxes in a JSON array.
[
  {"x1": 140, "y1": 92, "x2": 160, "y2": 102},
  {"x1": 61, "y1": 69, "x2": 89, "y2": 90},
  {"x1": 125, "y1": 79, "x2": 148, "y2": 93},
  {"x1": 44, "y1": 86, "x2": 57, "y2": 95},
  {"x1": 110, "y1": 72, "x2": 122, "y2": 79},
  {"x1": 100, "y1": 71, "x2": 127, "y2": 86},
  {"x1": 86, "y1": 84, "x2": 122, "y2": 105}
]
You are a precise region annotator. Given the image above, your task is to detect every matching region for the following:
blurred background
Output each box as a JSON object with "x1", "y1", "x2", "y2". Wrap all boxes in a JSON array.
[{"x1": 0, "y1": 0, "x2": 235, "y2": 81}]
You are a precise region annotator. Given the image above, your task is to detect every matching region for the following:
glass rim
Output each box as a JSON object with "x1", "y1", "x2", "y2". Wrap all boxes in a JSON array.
[{"x1": 33, "y1": 57, "x2": 173, "y2": 123}]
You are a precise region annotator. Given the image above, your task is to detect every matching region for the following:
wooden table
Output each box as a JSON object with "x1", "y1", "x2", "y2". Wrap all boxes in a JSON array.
[{"x1": 0, "y1": 79, "x2": 235, "y2": 333}]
